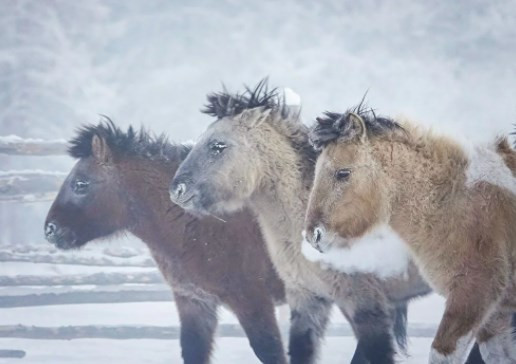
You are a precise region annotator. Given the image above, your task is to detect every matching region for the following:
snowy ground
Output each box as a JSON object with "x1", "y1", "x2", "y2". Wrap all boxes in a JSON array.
[
  {"x1": 0, "y1": 337, "x2": 436, "y2": 364},
  {"x1": 0, "y1": 244, "x2": 445, "y2": 363}
]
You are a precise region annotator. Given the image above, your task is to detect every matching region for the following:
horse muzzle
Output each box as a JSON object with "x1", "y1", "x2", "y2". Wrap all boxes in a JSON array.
[
  {"x1": 303, "y1": 226, "x2": 330, "y2": 253},
  {"x1": 44, "y1": 221, "x2": 79, "y2": 250}
]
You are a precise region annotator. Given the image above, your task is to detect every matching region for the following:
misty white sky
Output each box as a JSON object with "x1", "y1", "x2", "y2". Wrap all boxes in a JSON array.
[{"x1": 1, "y1": 0, "x2": 515, "y2": 143}]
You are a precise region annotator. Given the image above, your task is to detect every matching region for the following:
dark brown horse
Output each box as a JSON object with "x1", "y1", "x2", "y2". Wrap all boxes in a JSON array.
[{"x1": 44, "y1": 121, "x2": 287, "y2": 364}]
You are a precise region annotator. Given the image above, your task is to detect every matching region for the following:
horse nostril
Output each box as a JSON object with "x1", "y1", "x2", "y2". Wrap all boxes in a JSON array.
[
  {"x1": 314, "y1": 227, "x2": 323, "y2": 244},
  {"x1": 45, "y1": 222, "x2": 57, "y2": 238},
  {"x1": 174, "y1": 183, "x2": 186, "y2": 199}
]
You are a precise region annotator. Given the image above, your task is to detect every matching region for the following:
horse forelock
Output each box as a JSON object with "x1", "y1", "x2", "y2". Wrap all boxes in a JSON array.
[
  {"x1": 201, "y1": 78, "x2": 281, "y2": 120},
  {"x1": 68, "y1": 117, "x2": 191, "y2": 162},
  {"x1": 310, "y1": 103, "x2": 405, "y2": 149},
  {"x1": 202, "y1": 79, "x2": 317, "y2": 165}
]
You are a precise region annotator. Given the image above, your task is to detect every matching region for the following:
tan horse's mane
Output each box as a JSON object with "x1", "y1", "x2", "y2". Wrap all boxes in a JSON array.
[
  {"x1": 309, "y1": 104, "x2": 409, "y2": 149},
  {"x1": 309, "y1": 105, "x2": 478, "y2": 164}
]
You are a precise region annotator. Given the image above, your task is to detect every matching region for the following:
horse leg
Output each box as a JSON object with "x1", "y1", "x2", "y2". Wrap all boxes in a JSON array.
[
  {"x1": 476, "y1": 309, "x2": 516, "y2": 363},
  {"x1": 287, "y1": 290, "x2": 332, "y2": 364},
  {"x1": 335, "y1": 286, "x2": 397, "y2": 364},
  {"x1": 464, "y1": 343, "x2": 485, "y2": 364},
  {"x1": 226, "y1": 291, "x2": 287, "y2": 364},
  {"x1": 334, "y1": 306, "x2": 368, "y2": 364},
  {"x1": 174, "y1": 294, "x2": 218, "y2": 364},
  {"x1": 335, "y1": 303, "x2": 393, "y2": 364},
  {"x1": 350, "y1": 303, "x2": 396, "y2": 364},
  {"x1": 429, "y1": 296, "x2": 491, "y2": 364}
]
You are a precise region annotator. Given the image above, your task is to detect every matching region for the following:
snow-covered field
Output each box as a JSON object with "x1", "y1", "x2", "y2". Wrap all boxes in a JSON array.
[
  {"x1": 0, "y1": 337, "x2": 436, "y2": 364},
  {"x1": 0, "y1": 244, "x2": 446, "y2": 363}
]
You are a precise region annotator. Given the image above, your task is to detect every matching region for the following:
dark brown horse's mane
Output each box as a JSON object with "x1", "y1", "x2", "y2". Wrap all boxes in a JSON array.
[
  {"x1": 310, "y1": 102, "x2": 404, "y2": 149},
  {"x1": 68, "y1": 117, "x2": 191, "y2": 162},
  {"x1": 202, "y1": 78, "x2": 291, "y2": 120}
]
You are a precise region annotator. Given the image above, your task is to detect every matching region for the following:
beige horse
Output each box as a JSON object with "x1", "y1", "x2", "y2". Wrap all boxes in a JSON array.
[
  {"x1": 170, "y1": 81, "x2": 436, "y2": 364},
  {"x1": 304, "y1": 107, "x2": 516, "y2": 363}
]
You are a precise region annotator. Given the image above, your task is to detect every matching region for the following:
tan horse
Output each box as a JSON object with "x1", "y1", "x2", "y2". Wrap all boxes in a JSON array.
[{"x1": 304, "y1": 107, "x2": 516, "y2": 363}]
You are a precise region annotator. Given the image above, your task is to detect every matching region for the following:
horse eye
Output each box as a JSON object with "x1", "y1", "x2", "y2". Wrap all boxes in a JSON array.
[
  {"x1": 73, "y1": 180, "x2": 90, "y2": 194},
  {"x1": 210, "y1": 141, "x2": 227, "y2": 154},
  {"x1": 335, "y1": 168, "x2": 351, "y2": 181}
]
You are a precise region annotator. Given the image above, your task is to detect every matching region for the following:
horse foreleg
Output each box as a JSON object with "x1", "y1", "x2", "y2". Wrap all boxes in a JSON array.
[
  {"x1": 175, "y1": 294, "x2": 218, "y2": 364},
  {"x1": 345, "y1": 301, "x2": 397, "y2": 364},
  {"x1": 334, "y1": 305, "x2": 369, "y2": 364},
  {"x1": 476, "y1": 309, "x2": 516, "y2": 363},
  {"x1": 334, "y1": 277, "x2": 399, "y2": 364},
  {"x1": 430, "y1": 296, "x2": 490, "y2": 364},
  {"x1": 287, "y1": 290, "x2": 332, "y2": 364},
  {"x1": 227, "y1": 291, "x2": 287, "y2": 364},
  {"x1": 464, "y1": 343, "x2": 485, "y2": 364}
]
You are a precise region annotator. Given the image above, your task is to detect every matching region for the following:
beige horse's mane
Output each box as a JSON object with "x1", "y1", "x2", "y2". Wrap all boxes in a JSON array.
[{"x1": 203, "y1": 79, "x2": 318, "y2": 165}]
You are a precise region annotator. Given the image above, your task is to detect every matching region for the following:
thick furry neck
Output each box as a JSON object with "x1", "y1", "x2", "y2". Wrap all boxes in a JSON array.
[
  {"x1": 120, "y1": 153, "x2": 188, "y2": 254},
  {"x1": 372, "y1": 132, "x2": 468, "y2": 193},
  {"x1": 248, "y1": 127, "x2": 314, "y2": 243}
]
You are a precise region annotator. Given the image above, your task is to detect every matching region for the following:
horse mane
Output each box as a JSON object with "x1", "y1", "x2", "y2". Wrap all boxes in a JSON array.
[
  {"x1": 310, "y1": 102, "x2": 405, "y2": 149},
  {"x1": 203, "y1": 79, "x2": 318, "y2": 165},
  {"x1": 68, "y1": 117, "x2": 191, "y2": 162},
  {"x1": 202, "y1": 78, "x2": 292, "y2": 120}
]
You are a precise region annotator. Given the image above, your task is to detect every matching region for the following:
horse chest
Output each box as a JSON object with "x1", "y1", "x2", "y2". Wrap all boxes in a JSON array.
[
  {"x1": 264, "y1": 237, "x2": 329, "y2": 293},
  {"x1": 149, "y1": 248, "x2": 219, "y2": 301}
]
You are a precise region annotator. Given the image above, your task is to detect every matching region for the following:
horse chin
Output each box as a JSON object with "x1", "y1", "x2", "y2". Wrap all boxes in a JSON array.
[
  {"x1": 53, "y1": 235, "x2": 86, "y2": 251},
  {"x1": 210, "y1": 198, "x2": 245, "y2": 215},
  {"x1": 317, "y1": 232, "x2": 352, "y2": 253},
  {"x1": 175, "y1": 192, "x2": 213, "y2": 216},
  {"x1": 314, "y1": 238, "x2": 333, "y2": 253},
  {"x1": 189, "y1": 197, "x2": 242, "y2": 219},
  {"x1": 181, "y1": 187, "x2": 242, "y2": 216}
]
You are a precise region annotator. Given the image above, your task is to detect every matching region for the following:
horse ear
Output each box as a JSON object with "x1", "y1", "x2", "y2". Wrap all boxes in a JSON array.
[
  {"x1": 246, "y1": 107, "x2": 271, "y2": 128},
  {"x1": 348, "y1": 112, "x2": 367, "y2": 143},
  {"x1": 91, "y1": 134, "x2": 112, "y2": 164}
]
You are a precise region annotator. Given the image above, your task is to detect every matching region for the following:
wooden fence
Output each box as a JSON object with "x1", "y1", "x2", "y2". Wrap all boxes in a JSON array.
[{"x1": 0, "y1": 135, "x2": 68, "y2": 202}]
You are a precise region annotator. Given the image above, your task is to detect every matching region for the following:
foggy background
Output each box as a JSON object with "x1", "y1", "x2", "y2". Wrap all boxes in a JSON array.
[
  {"x1": 0, "y1": 1, "x2": 515, "y2": 362},
  {"x1": 1, "y1": 0, "x2": 516, "y2": 243}
]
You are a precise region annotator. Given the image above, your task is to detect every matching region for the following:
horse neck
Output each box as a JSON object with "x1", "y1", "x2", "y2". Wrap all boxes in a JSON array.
[
  {"x1": 249, "y1": 137, "x2": 313, "y2": 246},
  {"x1": 372, "y1": 136, "x2": 468, "y2": 226},
  {"x1": 119, "y1": 155, "x2": 186, "y2": 254}
]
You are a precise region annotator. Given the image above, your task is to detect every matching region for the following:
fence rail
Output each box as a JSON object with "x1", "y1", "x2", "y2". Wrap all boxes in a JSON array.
[
  {"x1": 0, "y1": 170, "x2": 66, "y2": 202},
  {"x1": 0, "y1": 272, "x2": 163, "y2": 286},
  {"x1": 0, "y1": 289, "x2": 172, "y2": 308},
  {"x1": 0, "y1": 324, "x2": 438, "y2": 340},
  {"x1": 0, "y1": 136, "x2": 67, "y2": 202},
  {"x1": 0, "y1": 136, "x2": 67, "y2": 156}
]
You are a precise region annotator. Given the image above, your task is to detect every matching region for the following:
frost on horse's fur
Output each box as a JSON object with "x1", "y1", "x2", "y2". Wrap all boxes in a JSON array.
[
  {"x1": 466, "y1": 144, "x2": 516, "y2": 195},
  {"x1": 301, "y1": 224, "x2": 410, "y2": 279}
]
